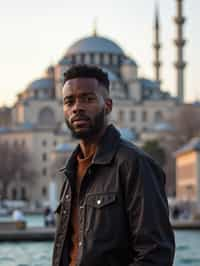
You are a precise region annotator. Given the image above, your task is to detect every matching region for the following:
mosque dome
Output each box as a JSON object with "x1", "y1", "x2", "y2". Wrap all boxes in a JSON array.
[
  {"x1": 27, "y1": 78, "x2": 54, "y2": 91},
  {"x1": 66, "y1": 35, "x2": 124, "y2": 56}
]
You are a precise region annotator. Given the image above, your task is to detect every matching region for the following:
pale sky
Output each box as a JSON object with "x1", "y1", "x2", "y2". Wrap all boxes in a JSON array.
[{"x1": 0, "y1": 0, "x2": 199, "y2": 106}]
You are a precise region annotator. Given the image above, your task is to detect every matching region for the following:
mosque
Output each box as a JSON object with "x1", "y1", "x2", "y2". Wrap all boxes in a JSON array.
[{"x1": 0, "y1": 0, "x2": 187, "y2": 205}]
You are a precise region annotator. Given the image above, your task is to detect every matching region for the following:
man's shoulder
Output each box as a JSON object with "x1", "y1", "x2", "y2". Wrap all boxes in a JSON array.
[
  {"x1": 117, "y1": 138, "x2": 145, "y2": 160},
  {"x1": 116, "y1": 138, "x2": 162, "y2": 171}
]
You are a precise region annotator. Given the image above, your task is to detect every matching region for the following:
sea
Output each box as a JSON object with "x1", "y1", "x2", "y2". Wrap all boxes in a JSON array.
[{"x1": 0, "y1": 215, "x2": 200, "y2": 266}]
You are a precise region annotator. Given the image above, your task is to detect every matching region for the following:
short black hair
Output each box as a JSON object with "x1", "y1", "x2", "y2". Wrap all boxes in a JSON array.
[{"x1": 63, "y1": 64, "x2": 110, "y2": 91}]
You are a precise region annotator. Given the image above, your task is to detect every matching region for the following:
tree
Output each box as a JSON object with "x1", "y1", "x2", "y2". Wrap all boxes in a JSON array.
[
  {"x1": 142, "y1": 140, "x2": 166, "y2": 167},
  {"x1": 169, "y1": 104, "x2": 200, "y2": 149},
  {"x1": 0, "y1": 142, "x2": 36, "y2": 200}
]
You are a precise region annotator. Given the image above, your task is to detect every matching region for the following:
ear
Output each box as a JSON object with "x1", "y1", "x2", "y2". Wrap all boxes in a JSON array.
[{"x1": 105, "y1": 98, "x2": 112, "y2": 115}]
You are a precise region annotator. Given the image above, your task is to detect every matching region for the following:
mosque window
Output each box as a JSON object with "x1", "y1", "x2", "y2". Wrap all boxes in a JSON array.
[
  {"x1": 142, "y1": 111, "x2": 147, "y2": 122},
  {"x1": 42, "y1": 186, "x2": 47, "y2": 197},
  {"x1": 130, "y1": 111, "x2": 136, "y2": 122},
  {"x1": 21, "y1": 186, "x2": 27, "y2": 200},
  {"x1": 154, "y1": 111, "x2": 163, "y2": 122},
  {"x1": 81, "y1": 54, "x2": 85, "y2": 63},
  {"x1": 38, "y1": 107, "x2": 56, "y2": 126},
  {"x1": 42, "y1": 168, "x2": 47, "y2": 176},
  {"x1": 42, "y1": 153, "x2": 47, "y2": 161},
  {"x1": 90, "y1": 53, "x2": 94, "y2": 64},
  {"x1": 100, "y1": 54, "x2": 104, "y2": 65},
  {"x1": 118, "y1": 110, "x2": 124, "y2": 123},
  {"x1": 12, "y1": 188, "x2": 17, "y2": 200},
  {"x1": 71, "y1": 55, "x2": 76, "y2": 64}
]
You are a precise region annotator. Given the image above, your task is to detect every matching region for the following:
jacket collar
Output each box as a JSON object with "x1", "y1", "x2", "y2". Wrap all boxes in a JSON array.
[{"x1": 60, "y1": 124, "x2": 121, "y2": 176}]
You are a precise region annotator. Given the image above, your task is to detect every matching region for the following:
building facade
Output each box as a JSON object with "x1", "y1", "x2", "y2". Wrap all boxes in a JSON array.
[
  {"x1": 0, "y1": 33, "x2": 179, "y2": 205},
  {"x1": 175, "y1": 138, "x2": 200, "y2": 212}
]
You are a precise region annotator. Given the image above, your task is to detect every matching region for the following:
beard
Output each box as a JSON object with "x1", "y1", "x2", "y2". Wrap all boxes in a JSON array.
[{"x1": 65, "y1": 109, "x2": 105, "y2": 140}]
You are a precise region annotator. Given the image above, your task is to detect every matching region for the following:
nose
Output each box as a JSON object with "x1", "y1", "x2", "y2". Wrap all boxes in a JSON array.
[{"x1": 72, "y1": 99, "x2": 85, "y2": 114}]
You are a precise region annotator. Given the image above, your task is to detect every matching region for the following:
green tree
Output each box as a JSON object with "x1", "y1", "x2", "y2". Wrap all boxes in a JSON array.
[
  {"x1": 0, "y1": 142, "x2": 36, "y2": 200},
  {"x1": 142, "y1": 140, "x2": 166, "y2": 167}
]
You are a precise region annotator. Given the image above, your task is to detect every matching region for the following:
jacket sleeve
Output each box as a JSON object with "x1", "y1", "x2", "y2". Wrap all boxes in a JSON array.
[{"x1": 121, "y1": 154, "x2": 175, "y2": 266}]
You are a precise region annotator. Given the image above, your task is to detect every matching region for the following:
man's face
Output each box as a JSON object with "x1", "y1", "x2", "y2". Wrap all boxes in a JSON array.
[{"x1": 62, "y1": 78, "x2": 112, "y2": 140}]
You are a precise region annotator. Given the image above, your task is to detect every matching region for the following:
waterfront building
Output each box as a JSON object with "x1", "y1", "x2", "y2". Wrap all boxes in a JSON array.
[
  {"x1": 175, "y1": 138, "x2": 200, "y2": 212},
  {"x1": 0, "y1": 1, "x2": 192, "y2": 204}
]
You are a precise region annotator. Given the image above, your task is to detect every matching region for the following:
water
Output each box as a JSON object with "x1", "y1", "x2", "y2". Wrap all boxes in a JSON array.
[
  {"x1": 175, "y1": 230, "x2": 200, "y2": 265},
  {"x1": 0, "y1": 215, "x2": 200, "y2": 266}
]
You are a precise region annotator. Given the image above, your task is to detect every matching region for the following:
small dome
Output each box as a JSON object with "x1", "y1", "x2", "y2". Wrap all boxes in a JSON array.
[
  {"x1": 55, "y1": 143, "x2": 74, "y2": 153},
  {"x1": 66, "y1": 35, "x2": 124, "y2": 55},
  {"x1": 27, "y1": 78, "x2": 54, "y2": 91}
]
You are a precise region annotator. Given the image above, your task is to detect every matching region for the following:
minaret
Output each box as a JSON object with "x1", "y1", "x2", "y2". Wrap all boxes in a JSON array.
[
  {"x1": 174, "y1": 0, "x2": 186, "y2": 102},
  {"x1": 153, "y1": 4, "x2": 162, "y2": 85},
  {"x1": 93, "y1": 18, "x2": 98, "y2": 36}
]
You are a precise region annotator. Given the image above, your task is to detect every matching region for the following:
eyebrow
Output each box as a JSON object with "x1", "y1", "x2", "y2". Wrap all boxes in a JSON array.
[{"x1": 63, "y1": 92, "x2": 96, "y2": 101}]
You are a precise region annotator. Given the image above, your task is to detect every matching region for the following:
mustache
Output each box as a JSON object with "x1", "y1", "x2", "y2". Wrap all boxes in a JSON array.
[{"x1": 71, "y1": 115, "x2": 90, "y2": 123}]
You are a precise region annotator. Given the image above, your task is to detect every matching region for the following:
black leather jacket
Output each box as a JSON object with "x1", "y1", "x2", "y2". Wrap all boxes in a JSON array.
[{"x1": 52, "y1": 125, "x2": 175, "y2": 266}]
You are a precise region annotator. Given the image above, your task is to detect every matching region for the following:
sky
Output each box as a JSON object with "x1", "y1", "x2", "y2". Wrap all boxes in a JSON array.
[{"x1": 0, "y1": 0, "x2": 199, "y2": 106}]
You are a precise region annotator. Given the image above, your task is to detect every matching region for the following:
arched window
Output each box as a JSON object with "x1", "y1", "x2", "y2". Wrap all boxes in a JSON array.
[
  {"x1": 38, "y1": 107, "x2": 55, "y2": 126},
  {"x1": 21, "y1": 186, "x2": 27, "y2": 200},
  {"x1": 118, "y1": 110, "x2": 124, "y2": 123},
  {"x1": 130, "y1": 111, "x2": 136, "y2": 122},
  {"x1": 42, "y1": 186, "x2": 47, "y2": 197},
  {"x1": 154, "y1": 111, "x2": 163, "y2": 122},
  {"x1": 12, "y1": 188, "x2": 17, "y2": 200},
  {"x1": 142, "y1": 111, "x2": 147, "y2": 122},
  {"x1": 42, "y1": 153, "x2": 47, "y2": 161}
]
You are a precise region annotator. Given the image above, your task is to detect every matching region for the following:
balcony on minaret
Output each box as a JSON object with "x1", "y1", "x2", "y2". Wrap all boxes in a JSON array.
[
  {"x1": 174, "y1": 17, "x2": 186, "y2": 24},
  {"x1": 174, "y1": 39, "x2": 186, "y2": 47},
  {"x1": 174, "y1": 61, "x2": 186, "y2": 69},
  {"x1": 153, "y1": 61, "x2": 161, "y2": 67},
  {"x1": 153, "y1": 43, "x2": 161, "y2": 49}
]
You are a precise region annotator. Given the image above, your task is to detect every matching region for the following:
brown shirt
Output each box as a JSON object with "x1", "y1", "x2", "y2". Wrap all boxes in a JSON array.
[{"x1": 69, "y1": 147, "x2": 96, "y2": 266}]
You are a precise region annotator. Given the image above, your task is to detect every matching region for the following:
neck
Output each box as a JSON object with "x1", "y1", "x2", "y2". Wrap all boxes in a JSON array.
[{"x1": 79, "y1": 126, "x2": 107, "y2": 158}]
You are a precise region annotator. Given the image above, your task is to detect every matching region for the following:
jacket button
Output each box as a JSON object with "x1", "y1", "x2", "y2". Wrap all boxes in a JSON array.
[
  {"x1": 65, "y1": 194, "x2": 70, "y2": 200},
  {"x1": 78, "y1": 241, "x2": 82, "y2": 247},
  {"x1": 97, "y1": 200, "x2": 101, "y2": 205}
]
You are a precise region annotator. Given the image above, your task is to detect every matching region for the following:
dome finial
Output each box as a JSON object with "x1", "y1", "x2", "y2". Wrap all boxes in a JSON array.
[{"x1": 93, "y1": 17, "x2": 98, "y2": 36}]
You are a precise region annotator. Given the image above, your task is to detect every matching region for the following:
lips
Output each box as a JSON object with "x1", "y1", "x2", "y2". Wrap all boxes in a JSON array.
[
  {"x1": 71, "y1": 116, "x2": 89, "y2": 123},
  {"x1": 71, "y1": 116, "x2": 90, "y2": 127}
]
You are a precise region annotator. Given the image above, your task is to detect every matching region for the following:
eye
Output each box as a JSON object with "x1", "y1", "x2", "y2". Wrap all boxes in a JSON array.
[
  {"x1": 84, "y1": 95, "x2": 96, "y2": 102},
  {"x1": 64, "y1": 99, "x2": 74, "y2": 106}
]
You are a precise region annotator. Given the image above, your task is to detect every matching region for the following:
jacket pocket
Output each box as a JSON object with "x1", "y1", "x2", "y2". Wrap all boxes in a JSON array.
[
  {"x1": 86, "y1": 193, "x2": 117, "y2": 208},
  {"x1": 85, "y1": 193, "x2": 118, "y2": 238}
]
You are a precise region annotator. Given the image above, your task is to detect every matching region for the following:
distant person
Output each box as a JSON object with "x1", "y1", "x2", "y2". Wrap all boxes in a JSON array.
[
  {"x1": 52, "y1": 65, "x2": 175, "y2": 266},
  {"x1": 44, "y1": 206, "x2": 55, "y2": 227},
  {"x1": 172, "y1": 206, "x2": 180, "y2": 219},
  {"x1": 12, "y1": 209, "x2": 25, "y2": 222}
]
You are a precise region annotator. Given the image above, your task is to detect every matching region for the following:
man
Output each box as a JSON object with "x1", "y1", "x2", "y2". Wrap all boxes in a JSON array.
[{"x1": 52, "y1": 65, "x2": 175, "y2": 266}]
